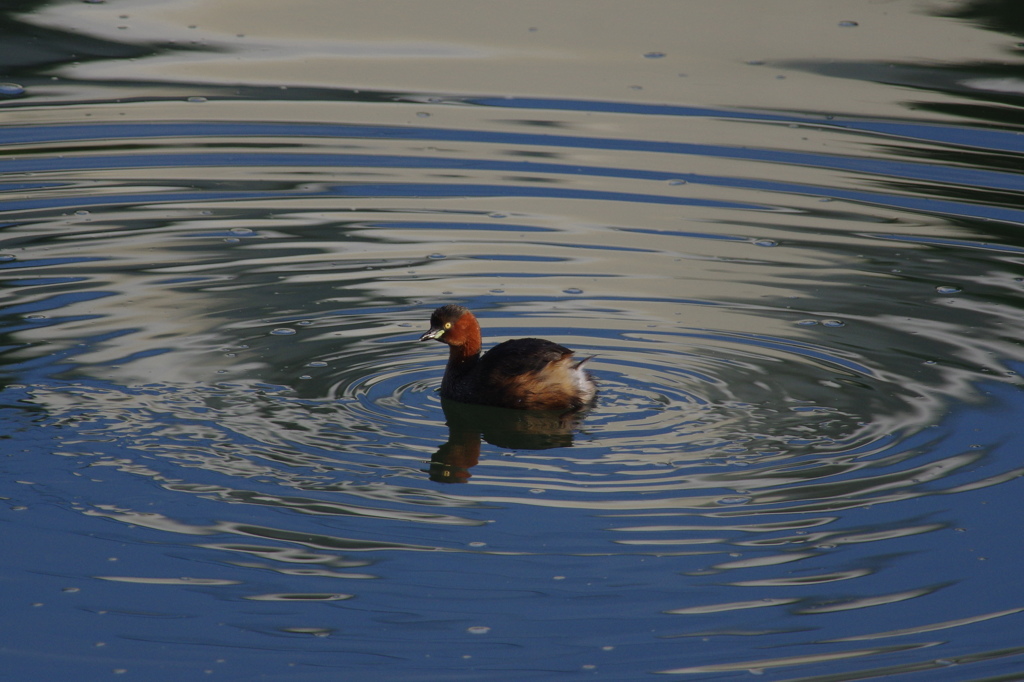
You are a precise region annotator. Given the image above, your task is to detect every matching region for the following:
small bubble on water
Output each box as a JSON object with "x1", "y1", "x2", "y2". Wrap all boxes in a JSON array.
[
  {"x1": 298, "y1": 375, "x2": 312, "y2": 380},
  {"x1": 529, "y1": 488, "x2": 546, "y2": 494},
  {"x1": 838, "y1": 20, "x2": 859, "y2": 27},
  {"x1": 307, "y1": 361, "x2": 328, "y2": 367},
  {"x1": 0, "y1": 83, "x2": 26, "y2": 96},
  {"x1": 821, "y1": 319, "x2": 845, "y2": 327},
  {"x1": 467, "y1": 626, "x2": 491, "y2": 635},
  {"x1": 936, "y1": 285, "x2": 962, "y2": 294},
  {"x1": 796, "y1": 319, "x2": 818, "y2": 326},
  {"x1": 0, "y1": 254, "x2": 17, "y2": 262},
  {"x1": 428, "y1": 253, "x2": 446, "y2": 259},
  {"x1": 643, "y1": 51, "x2": 666, "y2": 59},
  {"x1": 488, "y1": 212, "x2": 507, "y2": 219},
  {"x1": 563, "y1": 287, "x2": 583, "y2": 294},
  {"x1": 490, "y1": 289, "x2": 504, "y2": 294},
  {"x1": 753, "y1": 238, "x2": 777, "y2": 247},
  {"x1": 230, "y1": 227, "x2": 254, "y2": 235},
  {"x1": 270, "y1": 328, "x2": 297, "y2": 336},
  {"x1": 667, "y1": 178, "x2": 687, "y2": 186},
  {"x1": 296, "y1": 320, "x2": 313, "y2": 326},
  {"x1": 75, "y1": 210, "x2": 90, "y2": 216},
  {"x1": 186, "y1": 96, "x2": 208, "y2": 103},
  {"x1": 416, "y1": 111, "x2": 430, "y2": 118},
  {"x1": 716, "y1": 495, "x2": 751, "y2": 506}
]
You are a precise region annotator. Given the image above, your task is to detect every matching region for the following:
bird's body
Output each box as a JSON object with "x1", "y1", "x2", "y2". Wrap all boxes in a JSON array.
[{"x1": 420, "y1": 304, "x2": 596, "y2": 411}]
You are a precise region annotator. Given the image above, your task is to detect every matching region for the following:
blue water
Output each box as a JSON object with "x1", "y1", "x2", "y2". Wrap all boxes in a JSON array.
[{"x1": 3, "y1": 1, "x2": 1024, "y2": 680}]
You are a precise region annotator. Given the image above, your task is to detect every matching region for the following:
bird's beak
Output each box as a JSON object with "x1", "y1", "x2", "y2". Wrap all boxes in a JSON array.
[{"x1": 420, "y1": 327, "x2": 443, "y2": 341}]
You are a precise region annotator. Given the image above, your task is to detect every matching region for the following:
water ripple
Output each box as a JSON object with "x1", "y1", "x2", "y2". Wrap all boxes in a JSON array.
[{"x1": 5, "y1": 78, "x2": 1024, "y2": 681}]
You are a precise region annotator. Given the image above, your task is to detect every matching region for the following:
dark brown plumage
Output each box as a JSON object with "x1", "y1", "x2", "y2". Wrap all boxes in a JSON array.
[{"x1": 419, "y1": 304, "x2": 596, "y2": 411}]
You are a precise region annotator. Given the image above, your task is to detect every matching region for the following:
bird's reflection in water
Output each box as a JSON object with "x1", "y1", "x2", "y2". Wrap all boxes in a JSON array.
[{"x1": 429, "y1": 398, "x2": 589, "y2": 483}]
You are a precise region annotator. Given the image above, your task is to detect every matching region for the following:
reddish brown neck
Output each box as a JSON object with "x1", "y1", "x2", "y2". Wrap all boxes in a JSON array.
[{"x1": 448, "y1": 312, "x2": 482, "y2": 362}]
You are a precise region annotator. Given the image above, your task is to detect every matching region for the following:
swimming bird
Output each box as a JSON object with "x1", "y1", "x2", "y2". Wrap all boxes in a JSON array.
[{"x1": 420, "y1": 304, "x2": 596, "y2": 411}]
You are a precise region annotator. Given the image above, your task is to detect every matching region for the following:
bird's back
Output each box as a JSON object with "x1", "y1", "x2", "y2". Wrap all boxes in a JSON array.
[{"x1": 475, "y1": 338, "x2": 596, "y2": 410}]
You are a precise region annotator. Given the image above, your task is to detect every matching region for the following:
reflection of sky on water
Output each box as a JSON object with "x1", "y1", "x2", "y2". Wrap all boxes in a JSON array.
[{"x1": 3, "y1": 0, "x2": 1024, "y2": 679}]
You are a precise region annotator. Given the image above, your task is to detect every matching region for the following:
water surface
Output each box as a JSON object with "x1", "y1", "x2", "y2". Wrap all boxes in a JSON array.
[{"x1": 3, "y1": 1, "x2": 1024, "y2": 679}]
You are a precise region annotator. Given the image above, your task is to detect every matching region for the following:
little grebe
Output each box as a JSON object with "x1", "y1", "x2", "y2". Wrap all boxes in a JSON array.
[{"x1": 420, "y1": 304, "x2": 597, "y2": 411}]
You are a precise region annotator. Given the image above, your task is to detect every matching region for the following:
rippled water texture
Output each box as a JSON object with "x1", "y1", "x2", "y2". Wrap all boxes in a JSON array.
[{"x1": 4, "y1": 1, "x2": 1024, "y2": 679}]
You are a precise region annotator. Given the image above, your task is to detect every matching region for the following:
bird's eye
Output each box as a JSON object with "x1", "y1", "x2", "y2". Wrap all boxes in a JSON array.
[{"x1": 444, "y1": 322, "x2": 452, "y2": 329}]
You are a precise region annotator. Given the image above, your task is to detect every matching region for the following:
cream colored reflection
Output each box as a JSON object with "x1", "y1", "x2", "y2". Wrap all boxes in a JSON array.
[{"x1": 22, "y1": 0, "x2": 1007, "y2": 117}]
